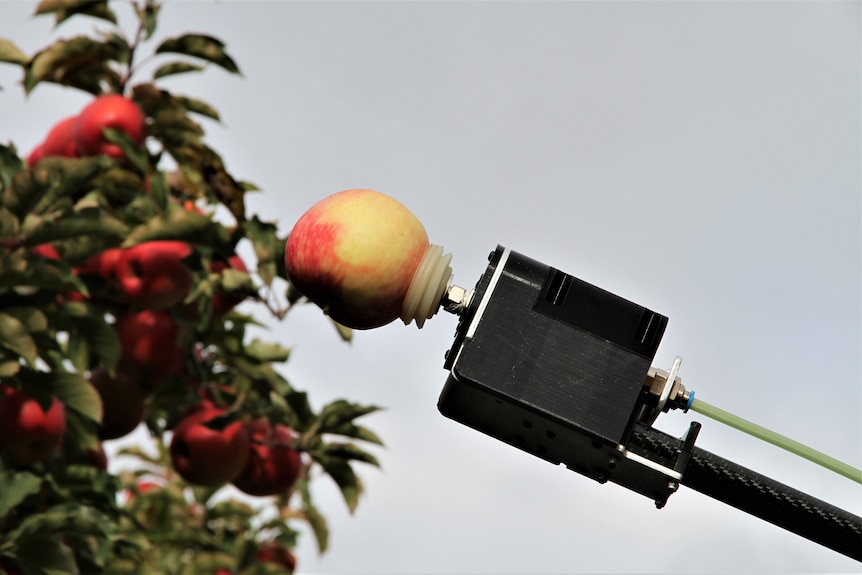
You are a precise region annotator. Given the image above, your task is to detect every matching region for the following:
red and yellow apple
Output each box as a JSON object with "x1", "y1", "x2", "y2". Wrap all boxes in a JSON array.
[
  {"x1": 0, "y1": 385, "x2": 66, "y2": 466},
  {"x1": 169, "y1": 404, "x2": 250, "y2": 486},
  {"x1": 284, "y1": 189, "x2": 430, "y2": 329},
  {"x1": 74, "y1": 95, "x2": 146, "y2": 159},
  {"x1": 231, "y1": 420, "x2": 303, "y2": 497}
]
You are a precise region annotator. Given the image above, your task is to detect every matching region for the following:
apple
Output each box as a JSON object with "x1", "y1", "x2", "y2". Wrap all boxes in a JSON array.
[
  {"x1": 231, "y1": 420, "x2": 302, "y2": 497},
  {"x1": 26, "y1": 143, "x2": 45, "y2": 167},
  {"x1": 30, "y1": 244, "x2": 60, "y2": 260},
  {"x1": 114, "y1": 241, "x2": 193, "y2": 309},
  {"x1": 285, "y1": 189, "x2": 439, "y2": 329},
  {"x1": 40, "y1": 116, "x2": 79, "y2": 159},
  {"x1": 0, "y1": 385, "x2": 66, "y2": 466},
  {"x1": 78, "y1": 248, "x2": 125, "y2": 280},
  {"x1": 88, "y1": 368, "x2": 148, "y2": 440},
  {"x1": 257, "y1": 541, "x2": 297, "y2": 573},
  {"x1": 169, "y1": 404, "x2": 250, "y2": 486},
  {"x1": 76, "y1": 247, "x2": 125, "y2": 298},
  {"x1": 115, "y1": 309, "x2": 185, "y2": 377},
  {"x1": 74, "y1": 95, "x2": 146, "y2": 159},
  {"x1": 84, "y1": 443, "x2": 109, "y2": 470},
  {"x1": 211, "y1": 253, "x2": 249, "y2": 315}
]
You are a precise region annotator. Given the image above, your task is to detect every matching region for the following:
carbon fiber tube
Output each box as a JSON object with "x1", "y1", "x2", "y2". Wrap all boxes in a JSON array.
[{"x1": 629, "y1": 426, "x2": 862, "y2": 561}]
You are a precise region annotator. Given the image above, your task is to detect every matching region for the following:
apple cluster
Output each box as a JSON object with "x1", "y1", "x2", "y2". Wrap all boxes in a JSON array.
[
  {"x1": 26, "y1": 94, "x2": 147, "y2": 165},
  {"x1": 1, "y1": 95, "x2": 304, "y2": 500}
]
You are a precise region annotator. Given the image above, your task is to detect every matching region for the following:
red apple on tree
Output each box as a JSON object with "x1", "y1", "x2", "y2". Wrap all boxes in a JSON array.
[
  {"x1": 30, "y1": 243, "x2": 60, "y2": 260},
  {"x1": 114, "y1": 241, "x2": 193, "y2": 309},
  {"x1": 232, "y1": 420, "x2": 303, "y2": 497},
  {"x1": 74, "y1": 94, "x2": 146, "y2": 159},
  {"x1": 26, "y1": 143, "x2": 45, "y2": 167},
  {"x1": 84, "y1": 443, "x2": 109, "y2": 471},
  {"x1": 257, "y1": 541, "x2": 297, "y2": 573},
  {"x1": 88, "y1": 368, "x2": 148, "y2": 440},
  {"x1": 284, "y1": 188, "x2": 452, "y2": 329},
  {"x1": 211, "y1": 253, "x2": 249, "y2": 316},
  {"x1": 78, "y1": 247, "x2": 125, "y2": 280},
  {"x1": 0, "y1": 385, "x2": 66, "y2": 466},
  {"x1": 40, "y1": 116, "x2": 79, "y2": 159},
  {"x1": 169, "y1": 404, "x2": 250, "y2": 486},
  {"x1": 115, "y1": 309, "x2": 185, "y2": 377}
]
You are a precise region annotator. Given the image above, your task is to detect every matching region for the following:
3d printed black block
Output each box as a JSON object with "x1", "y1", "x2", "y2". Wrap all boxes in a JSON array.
[{"x1": 440, "y1": 245, "x2": 668, "y2": 469}]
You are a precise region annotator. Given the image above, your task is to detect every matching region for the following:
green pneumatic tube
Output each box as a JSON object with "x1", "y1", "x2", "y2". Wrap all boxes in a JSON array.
[{"x1": 688, "y1": 397, "x2": 862, "y2": 485}]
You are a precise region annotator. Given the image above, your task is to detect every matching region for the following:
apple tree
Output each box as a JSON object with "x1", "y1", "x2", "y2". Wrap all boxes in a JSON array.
[{"x1": 0, "y1": 2, "x2": 383, "y2": 574}]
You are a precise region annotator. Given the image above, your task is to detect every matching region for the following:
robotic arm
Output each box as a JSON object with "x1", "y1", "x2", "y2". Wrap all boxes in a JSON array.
[{"x1": 437, "y1": 245, "x2": 862, "y2": 561}]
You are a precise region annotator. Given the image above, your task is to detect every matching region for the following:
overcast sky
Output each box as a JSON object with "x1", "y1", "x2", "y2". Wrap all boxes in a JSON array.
[{"x1": 1, "y1": 1, "x2": 860, "y2": 573}]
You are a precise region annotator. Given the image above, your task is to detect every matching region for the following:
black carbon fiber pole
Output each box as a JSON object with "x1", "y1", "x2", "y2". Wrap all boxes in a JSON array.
[{"x1": 629, "y1": 426, "x2": 862, "y2": 561}]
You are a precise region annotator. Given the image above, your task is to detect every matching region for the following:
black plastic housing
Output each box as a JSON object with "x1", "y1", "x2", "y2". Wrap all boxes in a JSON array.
[{"x1": 439, "y1": 246, "x2": 676, "y2": 502}]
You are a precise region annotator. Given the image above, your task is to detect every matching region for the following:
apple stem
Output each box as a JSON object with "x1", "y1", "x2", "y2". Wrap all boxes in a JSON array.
[{"x1": 400, "y1": 244, "x2": 453, "y2": 329}]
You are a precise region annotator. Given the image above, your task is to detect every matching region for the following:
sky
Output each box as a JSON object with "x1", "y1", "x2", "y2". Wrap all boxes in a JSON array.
[{"x1": 1, "y1": 1, "x2": 860, "y2": 573}]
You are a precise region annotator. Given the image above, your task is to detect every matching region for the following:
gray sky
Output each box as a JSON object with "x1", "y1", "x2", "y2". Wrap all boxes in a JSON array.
[{"x1": 2, "y1": 1, "x2": 860, "y2": 573}]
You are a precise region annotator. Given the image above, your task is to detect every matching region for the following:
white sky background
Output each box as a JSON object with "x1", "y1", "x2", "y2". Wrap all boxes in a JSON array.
[{"x1": 1, "y1": 1, "x2": 861, "y2": 573}]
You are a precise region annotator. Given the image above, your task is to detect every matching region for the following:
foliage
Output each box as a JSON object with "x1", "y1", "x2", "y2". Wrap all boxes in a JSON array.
[{"x1": 0, "y1": 2, "x2": 381, "y2": 573}]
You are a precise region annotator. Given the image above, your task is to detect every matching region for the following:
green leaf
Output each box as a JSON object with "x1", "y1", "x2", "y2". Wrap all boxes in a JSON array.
[
  {"x1": 0, "y1": 39, "x2": 28, "y2": 66},
  {"x1": 116, "y1": 445, "x2": 161, "y2": 466},
  {"x1": 155, "y1": 34, "x2": 240, "y2": 75},
  {"x1": 136, "y1": 1, "x2": 160, "y2": 40},
  {"x1": 20, "y1": 371, "x2": 103, "y2": 424},
  {"x1": 316, "y1": 442, "x2": 381, "y2": 467},
  {"x1": 2, "y1": 307, "x2": 49, "y2": 333},
  {"x1": 62, "y1": 409, "x2": 99, "y2": 457},
  {"x1": 0, "y1": 143, "x2": 24, "y2": 193},
  {"x1": 175, "y1": 95, "x2": 220, "y2": 121},
  {"x1": 0, "y1": 359, "x2": 21, "y2": 377},
  {"x1": 0, "y1": 471, "x2": 42, "y2": 517},
  {"x1": 24, "y1": 207, "x2": 129, "y2": 246},
  {"x1": 0, "y1": 206, "x2": 21, "y2": 238},
  {"x1": 36, "y1": 0, "x2": 117, "y2": 25},
  {"x1": 0, "y1": 312, "x2": 38, "y2": 364},
  {"x1": 121, "y1": 205, "x2": 231, "y2": 252},
  {"x1": 317, "y1": 400, "x2": 382, "y2": 434},
  {"x1": 326, "y1": 422, "x2": 385, "y2": 446},
  {"x1": 25, "y1": 36, "x2": 121, "y2": 95},
  {"x1": 13, "y1": 533, "x2": 79, "y2": 575},
  {"x1": 11, "y1": 155, "x2": 114, "y2": 219},
  {"x1": 314, "y1": 455, "x2": 362, "y2": 514},
  {"x1": 218, "y1": 268, "x2": 254, "y2": 295},
  {"x1": 331, "y1": 319, "x2": 353, "y2": 342},
  {"x1": 0, "y1": 250, "x2": 83, "y2": 295},
  {"x1": 244, "y1": 339, "x2": 290, "y2": 363},
  {"x1": 152, "y1": 60, "x2": 205, "y2": 80},
  {"x1": 7, "y1": 502, "x2": 117, "y2": 540},
  {"x1": 102, "y1": 127, "x2": 149, "y2": 172},
  {"x1": 284, "y1": 391, "x2": 315, "y2": 430},
  {"x1": 243, "y1": 218, "x2": 283, "y2": 286},
  {"x1": 299, "y1": 478, "x2": 329, "y2": 553}
]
